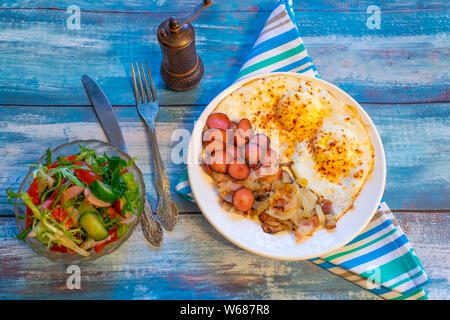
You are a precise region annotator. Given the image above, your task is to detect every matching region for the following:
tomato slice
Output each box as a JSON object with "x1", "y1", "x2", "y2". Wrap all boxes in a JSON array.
[
  {"x1": 61, "y1": 208, "x2": 74, "y2": 229},
  {"x1": 25, "y1": 178, "x2": 40, "y2": 228},
  {"x1": 107, "y1": 207, "x2": 119, "y2": 219},
  {"x1": 63, "y1": 217, "x2": 73, "y2": 230},
  {"x1": 49, "y1": 189, "x2": 59, "y2": 200},
  {"x1": 94, "y1": 242, "x2": 106, "y2": 254},
  {"x1": 94, "y1": 229, "x2": 118, "y2": 254},
  {"x1": 27, "y1": 178, "x2": 40, "y2": 203},
  {"x1": 47, "y1": 154, "x2": 77, "y2": 169},
  {"x1": 50, "y1": 208, "x2": 73, "y2": 229},
  {"x1": 73, "y1": 161, "x2": 102, "y2": 185},
  {"x1": 109, "y1": 229, "x2": 119, "y2": 242},
  {"x1": 25, "y1": 208, "x2": 33, "y2": 228},
  {"x1": 50, "y1": 244, "x2": 68, "y2": 253},
  {"x1": 113, "y1": 199, "x2": 126, "y2": 218},
  {"x1": 51, "y1": 208, "x2": 61, "y2": 221}
]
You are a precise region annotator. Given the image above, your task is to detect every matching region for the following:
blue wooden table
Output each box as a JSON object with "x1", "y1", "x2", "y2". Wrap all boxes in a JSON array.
[{"x1": 0, "y1": 0, "x2": 449, "y2": 299}]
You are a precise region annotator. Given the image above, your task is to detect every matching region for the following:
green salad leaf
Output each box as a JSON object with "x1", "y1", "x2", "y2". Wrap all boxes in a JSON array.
[
  {"x1": 45, "y1": 148, "x2": 52, "y2": 166},
  {"x1": 122, "y1": 172, "x2": 138, "y2": 191},
  {"x1": 17, "y1": 226, "x2": 32, "y2": 240},
  {"x1": 111, "y1": 169, "x2": 127, "y2": 197},
  {"x1": 50, "y1": 167, "x2": 85, "y2": 187},
  {"x1": 7, "y1": 145, "x2": 144, "y2": 255}
]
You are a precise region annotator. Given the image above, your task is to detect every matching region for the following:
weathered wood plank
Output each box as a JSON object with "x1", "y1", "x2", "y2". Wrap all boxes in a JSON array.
[
  {"x1": 365, "y1": 103, "x2": 450, "y2": 209},
  {"x1": 0, "y1": 9, "x2": 448, "y2": 105},
  {"x1": 0, "y1": 103, "x2": 448, "y2": 213},
  {"x1": 0, "y1": 0, "x2": 447, "y2": 302},
  {"x1": 0, "y1": 105, "x2": 200, "y2": 214},
  {"x1": 393, "y1": 211, "x2": 450, "y2": 300},
  {"x1": 0, "y1": 212, "x2": 447, "y2": 299},
  {"x1": 2, "y1": 0, "x2": 449, "y2": 12}
]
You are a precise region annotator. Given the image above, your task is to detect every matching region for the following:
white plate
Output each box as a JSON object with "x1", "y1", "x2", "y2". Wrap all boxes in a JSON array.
[{"x1": 187, "y1": 72, "x2": 386, "y2": 260}]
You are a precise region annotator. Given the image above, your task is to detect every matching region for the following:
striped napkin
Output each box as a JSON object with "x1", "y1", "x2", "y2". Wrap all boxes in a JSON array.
[{"x1": 176, "y1": 0, "x2": 428, "y2": 300}]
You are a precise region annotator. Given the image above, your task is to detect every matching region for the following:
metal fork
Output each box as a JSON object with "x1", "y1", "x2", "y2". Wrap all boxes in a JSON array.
[{"x1": 131, "y1": 62, "x2": 179, "y2": 231}]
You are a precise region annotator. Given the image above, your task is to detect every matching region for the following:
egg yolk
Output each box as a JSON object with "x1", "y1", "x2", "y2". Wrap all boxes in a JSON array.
[
  {"x1": 312, "y1": 132, "x2": 362, "y2": 183},
  {"x1": 276, "y1": 91, "x2": 324, "y2": 142}
]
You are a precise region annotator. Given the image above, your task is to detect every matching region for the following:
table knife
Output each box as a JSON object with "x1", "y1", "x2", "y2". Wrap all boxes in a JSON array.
[{"x1": 81, "y1": 74, "x2": 163, "y2": 247}]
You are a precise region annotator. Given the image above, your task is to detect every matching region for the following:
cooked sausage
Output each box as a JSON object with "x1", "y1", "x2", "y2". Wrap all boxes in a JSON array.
[
  {"x1": 244, "y1": 143, "x2": 262, "y2": 165},
  {"x1": 250, "y1": 133, "x2": 270, "y2": 151},
  {"x1": 261, "y1": 148, "x2": 278, "y2": 167},
  {"x1": 202, "y1": 128, "x2": 227, "y2": 144},
  {"x1": 226, "y1": 145, "x2": 244, "y2": 162},
  {"x1": 238, "y1": 118, "x2": 252, "y2": 132},
  {"x1": 256, "y1": 148, "x2": 279, "y2": 177},
  {"x1": 228, "y1": 162, "x2": 250, "y2": 180},
  {"x1": 233, "y1": 130, "x2": 247, "y2": 146},
  {"x1": 204, "y1": 139, "x2": 226, "y2": 158},
  {"x1": 232, "y1": 187, "x2": 254, "y2": 212},
  {"x1": 228, "y1": 121, "x2": 239, "y2": 130},
  {"x1": 206, "y1": 113, "x2": 230, "y2": 130},
  {"x1": 249, "y1": 162, "x2": 261, "y2": 170},
  {"x1": 202, "y1": 163, "x2": 213, "y2": 176},
  {"x1": 209, "y1": 150, "x2": 232, "y2": 174}
]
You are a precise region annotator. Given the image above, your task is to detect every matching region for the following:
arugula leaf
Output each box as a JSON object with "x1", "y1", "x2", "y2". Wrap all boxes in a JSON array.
[
  {"x1": 45, "y1": 148, "x2": 52, "y2": 166},
  {"x1": 122, "y1": 189, "x2": 142, "y2": 216},
  {"x1": 117, "y1": 224, "x2": 129, "y2": 238},
  {"x1": 111, "y1": 169, "x2": 127, "y2": 197},
  {"x1": 7, "y1": 188, "x2": 22, "y2": 204},
  {"x1": 102, "y1": 214, "x2": 120, "y2": 231},
  {"x1": 122, "y1": 172, "x2": 138, "y2": 191},
  {"x1": 17, "y1": 226, "x2": 32, "y2": 241},
  {"x1": 56, "y1": 156, "x2": 72, "y2": 167},
  {"x1": 49, "y1": 167, "x2": 85, "y2": 187},
  {"x1": 122, "y1": 196, "x2": 136, "y2": 215},
  {"x1": 109, "y1": 156, "x2": 127, "y2": 172},
  {"x1": 126, "y1": 158, "x2": 136, "y2": 168}
]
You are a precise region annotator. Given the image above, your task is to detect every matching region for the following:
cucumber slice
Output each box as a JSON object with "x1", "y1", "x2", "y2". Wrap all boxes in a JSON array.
[
  {"x1": 79, "y1": 212, "x2": 109, "y2": 241},
  {"x1": 89, "y1": 180, "x2": 117, "y2": 203},
  {"x1": 77, "y1": 201, "x2": 97, "y2": 215}
]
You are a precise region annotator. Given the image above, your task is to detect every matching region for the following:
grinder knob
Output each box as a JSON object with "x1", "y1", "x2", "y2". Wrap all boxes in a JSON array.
[{"x1": 157, "y1": 0, "x2": 212, "y2": 91}]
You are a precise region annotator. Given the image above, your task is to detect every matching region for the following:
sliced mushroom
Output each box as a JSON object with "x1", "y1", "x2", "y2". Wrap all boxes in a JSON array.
[
  {"x1": 281, "y1": 169, "x2": 294, "y2": 184},
  {"x1": 255, "y1": 192, "x2": 270, "y2": 201},
  {"x1": 273, "y1": 198, "x2": 288, "y2": 211},
  {"x1": 258, "y1": 212, "x2": 285, "y2": 234}
]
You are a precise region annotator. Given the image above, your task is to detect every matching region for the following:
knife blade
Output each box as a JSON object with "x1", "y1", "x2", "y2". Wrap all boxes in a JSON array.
[
  {"x1": 81, "y1": 75, "x2": 128, "y2": 153},
  {"x1": 81, "y1": 74, "x2": 163, "y2": 247}
]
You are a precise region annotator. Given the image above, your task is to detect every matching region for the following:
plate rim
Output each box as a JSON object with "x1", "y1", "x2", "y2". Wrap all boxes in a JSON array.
[{"x1": 187, "y1": 72, "x2": 386, "y2": 260}]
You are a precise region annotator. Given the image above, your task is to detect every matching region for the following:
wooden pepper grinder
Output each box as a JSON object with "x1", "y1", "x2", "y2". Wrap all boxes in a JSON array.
[{"x1": 157, "y1": 0, "x2": 212, "y2": 91}]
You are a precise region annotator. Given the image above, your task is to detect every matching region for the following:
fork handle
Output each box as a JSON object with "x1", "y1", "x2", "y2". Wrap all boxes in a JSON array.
[
  {"x1": 146, "y1": 123, "x2": 179, "y2": 229},
  {"x1": 140, "y1": 196, "x2": 163, "y2": 246},
  {"x1": 148, "y1": 125, "x2": 169, "y2": 192}
]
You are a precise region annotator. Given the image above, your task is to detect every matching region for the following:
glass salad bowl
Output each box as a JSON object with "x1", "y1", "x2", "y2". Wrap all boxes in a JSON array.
[{"x1": 13, "y1": 139, "x2": 146, "y2": 263}]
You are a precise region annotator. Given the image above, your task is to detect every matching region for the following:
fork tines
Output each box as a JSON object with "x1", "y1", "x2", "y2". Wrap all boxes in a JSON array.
[{"x1": 131, "y1": 62, "x2": 158, "y2": 105}]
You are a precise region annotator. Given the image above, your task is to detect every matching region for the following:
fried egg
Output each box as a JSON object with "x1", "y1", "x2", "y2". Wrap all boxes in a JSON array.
[{"x1": 214, "y1": 75, "x2": 374, "y2": 219}]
